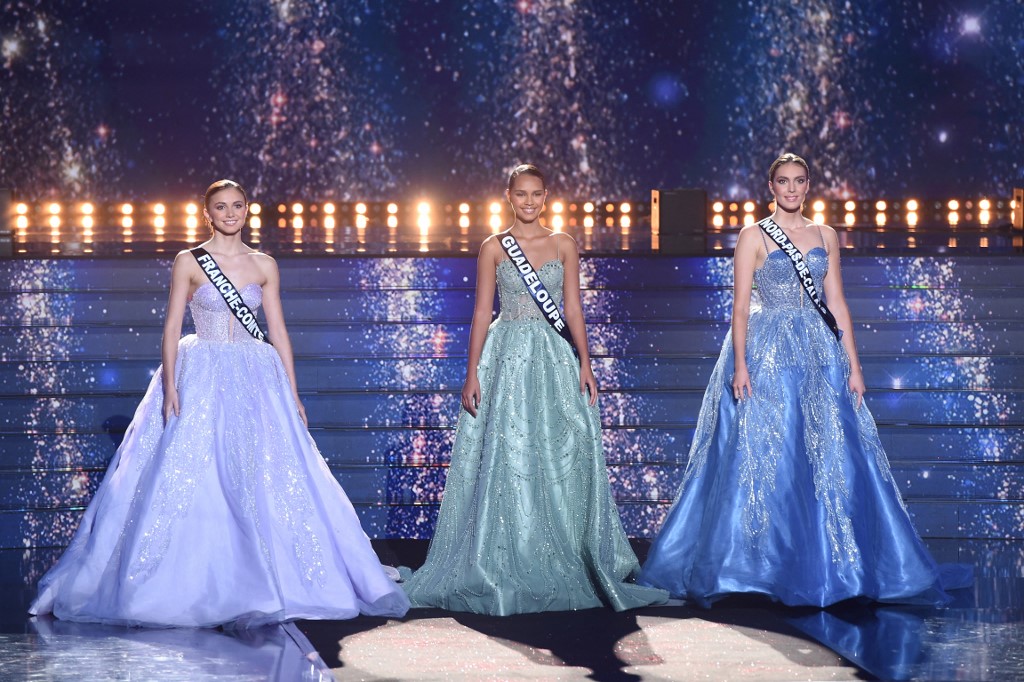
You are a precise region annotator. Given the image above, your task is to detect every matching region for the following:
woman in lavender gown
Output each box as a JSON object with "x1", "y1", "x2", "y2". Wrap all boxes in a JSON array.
[{"x1": 30, "y1": 180, "x2": 409, "y2": 627}]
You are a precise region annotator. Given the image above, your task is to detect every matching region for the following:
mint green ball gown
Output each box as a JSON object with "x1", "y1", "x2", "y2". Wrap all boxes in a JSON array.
[{"x1": 401, "y1": 258, "x2": 668, "y2": 615}]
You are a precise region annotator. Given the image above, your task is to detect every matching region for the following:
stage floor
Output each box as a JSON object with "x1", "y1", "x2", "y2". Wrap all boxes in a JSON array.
[{"x1": 1, "y1": 539, "x2": 1022, "y2": 681}]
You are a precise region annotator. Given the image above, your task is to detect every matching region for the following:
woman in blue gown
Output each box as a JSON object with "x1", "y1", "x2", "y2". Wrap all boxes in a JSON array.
[
  {"x1": 639, "y1": 153, "x2": 972, "y2": 607},
  {"x1": 400, "y1": 165, "x2": 668, "y2": 615},
  {"x1": 30, "y1": 180, "x2": 410, "y2": 627}
]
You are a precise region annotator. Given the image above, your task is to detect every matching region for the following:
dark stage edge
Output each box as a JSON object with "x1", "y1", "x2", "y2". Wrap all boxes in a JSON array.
[{"x1": 1, "y1": 540, "x2": 1023, "y2": 680}]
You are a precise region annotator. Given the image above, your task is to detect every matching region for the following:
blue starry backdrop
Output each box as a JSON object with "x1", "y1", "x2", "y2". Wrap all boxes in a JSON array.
[{"x1": 1, "y1": 0, "x2": 1021, "y2": 201}]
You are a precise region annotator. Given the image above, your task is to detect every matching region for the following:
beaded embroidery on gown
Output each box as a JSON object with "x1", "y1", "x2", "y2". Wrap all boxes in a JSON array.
[
  {"x1": 401, "y1": 258, "x2": 668, "y2": 615},
  {"x1": 638, "y1": 231, "x2": 972, "y2": 607},
  {"x1": 30, "y1": 282, "x2": 410, "y2": 627}
]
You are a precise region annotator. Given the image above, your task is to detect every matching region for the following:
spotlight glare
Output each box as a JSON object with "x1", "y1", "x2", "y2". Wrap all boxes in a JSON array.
[
  {"x1": 712, "y1": 214, "x2": 724, "y2": 227},
  {"x1": 844, "y1": 200, "x2": 856, "y2": 211},
  {"x1": 48, "y1": 203, "x2": 61, "y2": 215},
  {"x1": 186, "y1": 215, "x2": 198, "y2": 229},
  {"x1": 906, "y1": 199, "x2": 919, "y2": 211},
  {"x1": 291, "y1": 203, "x2": 304, "y2": 215},
  {"x1": 81, "y1": 202, "x2": 94, "y2": 215},
  {"x1": 356, "y1": 215, "x2": 368, "y2": 229},
  {"x1": 121, "y1": 203, "x2": 133, "y2": 215},
  {"x1": 583, "y1": 202, "x2": 595, "y2": 213},
  {"x1": 48, "y1": 215, "x2": 60, "y2": 228},
  {"x1": 154, "y1": 215, "x2": 166, "y2": 228},
  {"x1": 844, "y1": 212, "x2": 856, "y2": 225},
  {"x1": 122, "y1": 216, "x2": 133, "y2": 228},
  {"x1": 621, "y1": 215, "x2": 631, "y2": 228},
  {"x1": 552, "y1": 201, "x2": 564, "y2": 214},
  {"x1": 82, "y1": 215, "x2": 94, "y2": 229},
  {"x1": 15, "y1": 215, "x2": 28, "y2": 229},
  {"x1": 324, "y1": 203, "x2": 337, "y2": 215},
  {"x1": 583, "y1": 215, "x2": 595, "y2": 228},
  {"x1": 813, "y1": 212, "x2": 825, "y2": 224},
  {"x1": 875, "y1": 212, "x2": 887, "y2": 226},
  {"x1": 15, "y1": 203, "x2": 28, "y2": 214},
  {"x1": 948, "y1": 211, "x2": 959, "y2": 225},
  {"x1": 250, "y1": 216, "x2": 262, "y2": 229},
  {"x1": 250, "y1": 203, "x2": 261, "y2": 215},
  {"x1": 742, "y1": 201, "x2": 755, "y2": 213},
  {"x1": 186, "y1": 203, "x2": 198, "y2": 215},
  {"x1": 458, "y1": 203, "x2": 470, "y2": 214},
  {"x1": 458, "y1": 215, "x2": 470, "y2": 228},
  {"x1": 417, "y1": 201, "x2": 431, "y2": 215},
  {"x1": 386, "y1": 215, "x2": 398, "y2": 228},
  {"x1": 875, "y1": 200, "x2": 887, "y2": 211},
  {"x1": 324, "y1": 216, "x2": 336, "y2": 229},
  {"x1": 387, "y1": 203, "x2": 399, "y2": 214},
  {"x1": 712, "y1": 201, "x2": 724, "y2": 213},
  {"x1": 907, "y1": 211, "x2": 919, "y2": 226},
  {"x1": 620, "y1": 202, "x2": 631, "y2": 214},
  {"x1": 743, "y1": 214, "x2": 754, "y2": 225},
  {"x1": 948, "y1": 199, "x2": 959, "y2": 211},
  {"x1": 979, "y1": 198, "x2": 991, "y2": 210},
  {"x1": 153, "y1": 203, "x2": 166, "y2": 215},
  {"x1": 552, "y1": 215, "x2": 565, "y2": 231},
  {"x1": 812, "y1": 200, "x2": 825, "y2": 212}
]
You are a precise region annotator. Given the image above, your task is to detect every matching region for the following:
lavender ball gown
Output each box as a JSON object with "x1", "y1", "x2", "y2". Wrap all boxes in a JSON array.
[{"x1": 30, "y1": 282, "x2": 409, "y2": 627}]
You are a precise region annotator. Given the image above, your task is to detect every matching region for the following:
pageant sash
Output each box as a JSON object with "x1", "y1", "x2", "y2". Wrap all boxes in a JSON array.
[
  {"x1": 756, "y1": 217, "x2": 843, "y2": 341},
  {"x1": 498, "y1": 233, "x2": 578, "y2": 356},
  {"x1": 190, "y1": 247, "x2": 270, "y2": 343}
]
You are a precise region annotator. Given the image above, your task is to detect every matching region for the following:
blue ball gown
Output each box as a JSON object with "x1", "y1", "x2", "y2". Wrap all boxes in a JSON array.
[
  {"x1": 638, "y1": 235, "x2": 972, "y2": 608},
  {"x1": 401, "y1": 258, "x2": 669, "y2": 615},
  {"x1": 30, "y1": 282, "x2": 410, "y2": 627}
]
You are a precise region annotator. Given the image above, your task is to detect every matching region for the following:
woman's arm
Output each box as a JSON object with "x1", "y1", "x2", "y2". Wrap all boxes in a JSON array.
[
  {"x1": 461, "y1": 237, "x2": 500, "y2": 417},
  {"x1": 161, "y1": 251, "x2": 194, "y2": 423},
  {"x1": 731, "y1": 226, "x2": 760, "y2": 400},
  {"x1": 559, "y1": 233, "x2": 598, "y2": 406},
  {"x1": 821, "y1": 226, "x2": 865, "y2": 407},
  {"x1": 259, "y1": 254, "x2": 308, "y2": 426}
]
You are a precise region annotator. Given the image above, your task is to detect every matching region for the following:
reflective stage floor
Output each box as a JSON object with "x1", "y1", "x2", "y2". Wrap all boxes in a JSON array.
[{"x1": 1, "y1": 539, "x2": 1022, "y2": 681}]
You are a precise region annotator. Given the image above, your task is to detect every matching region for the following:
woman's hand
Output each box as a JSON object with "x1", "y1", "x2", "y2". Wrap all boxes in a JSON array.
[
  {"x1": 295, "y1": 399, "x2": 308, "y2": 427},
  {"x1": 580, "y1": 364, "x2": 598, "y2": 406},
  {"x1": 162, "y1": 386, "x2": 180, "y2": 425},
  {"x1": 732, "y1": 366, "x2": 753, "y2": 401},
  {"x1": 849, "y1": 367, "x2": 866, "y2": 409},
  {"x1": 461, "y1": 373, "x2": 482, "y2": 417}
]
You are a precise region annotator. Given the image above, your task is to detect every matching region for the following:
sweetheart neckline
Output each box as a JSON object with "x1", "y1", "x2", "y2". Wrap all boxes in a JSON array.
[
  {"x1": 758, "y1": 246, "x2": 827, "y2": 272},
  {"x1": 498, "y1": 258, "x2": 563, "y2": 273},
  {"x1": 195, "y1": 282, "x2": 262, "y2": 296}
]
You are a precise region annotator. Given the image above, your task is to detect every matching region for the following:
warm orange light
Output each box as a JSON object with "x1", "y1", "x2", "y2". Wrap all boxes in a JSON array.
[
  {"x1": 980, "y1": 210, "x2": 991, "y2": 225},
  {"x1": 844, "y1": 200, "x2": 856, "y2": 212},
  {"x1": 875, "y1": 212, "x2": 887, "y2": 226},
  {"x1": 122, "y1": 216, "x2": 133, "y2": 228},
  {"x1": 979, "y1": 198, "x2": 991, "y2": 211},
  {"x1": 153, "y1": 203, "x2": 166, "y2": 216},
  {"x1": 250, "y1": 203, "x2": 261, "y2": 215},
  {"x1": 489, "y1": 202, "x2": 502, "y2": 215},
  {"x1": 948, "y1": 211, "x2": 959, "y2": 225},
  {"x1": 905, "y1": 199, "x2": 919, "y2": 211},
  {"x1": 387, "y1": 203, "x2": 398, "y2": 214},
  {"x1": 356, "y1": 215, "x2": 368, "y2": 229},
  {"x1": 324, "y1": 216, "x2": 336, "y2": 229},
  {"x1": 120, "y1": 203, "x2": 133, "y2": 215},
  {"x1": 812, "y1": 200, "x2": 825, "y2": 212},
  {"x1": 324, "y1": 203, "x2": 336, "y2": 215},
  {"x1": 552, "y1": 201, "x2": 564, "y2": 214},
  {"x1": 15, "y1": 203, "x2": 28, "y2": 215},
  {"x1": 552, "y1": 215, "x2": 565, "y2": 231},
  {"x1": 48, "y1": 203, "x2": 61, "y2": 215},
  {"x1": 186, "y1": 215, "x2": 198, "y2": 229},
  {"x1": 387, "y1": 215, "x2": 398, "y2": 228},
  {"x1": 488, "y1": 214, "x2": 502, "y2": 231},
  {"x1": 15, "y1": 215, "x2": 28, "y2": 229},
  {"x1": 458, "y1": 203, "x2": 470, "y2": 214},
  {"x1": 712, "y1": 214, "x2": 724, "y2": 227},
  {"x1": 583, "y1": 202, "x2": 595, "y2": 213},
  {"x1": 289, "y1": 203, "x2": 302, "y2": 215},
  {"x1": 81, "y1": 202, "x2": 94, "y2": 215},
  {"x1": 907, "y1": 211, "x2": 918, "y2": 226},
  {"x1": 186, "y1": 203, "x2": 198, "y2": 215},
  {"x1": 813, "y1": 212, "x2": 825, "y2": 224},
  {"x1": 82, "y1": 215, "x2": 94, "y2": 229},
  {"x1": 742, "y1": 201, "x2": 755, "y2": 213},
  {"x1": 292, "y1": 216, "x2": 304, "y2": 228},
  {"x1": 250, "y1": 217, "x2": 262, "y2": 229},
  {"x1": 417, "y1": 201, "x2": 431, "y2": 215},
  {"x1": 620, "y1": 202, "x2": 632, "y2": 214},
  {"x1": 458, "y1": 215, "x2": 470, "y2": 228},
  {"x1": 947, "y1": 199, "x2": 959, "y2": 211},
  {"x1": 743, "y1": 214, "x2": 755, "y2": 226},
  {"x1": 845, "y1": 212, "x2": 856, "y2": 225},
  {"x1": 583, "y1": 215, "x2": 595, "y2": 228},
  {"x1": 712, "y1": 201, "x2": 724, "y2": 213},
  {"x1": 154, "y1": 216, "x2": 166, "y2": 229},
  {"x1": 621, "y1": 215, "x2": 631, "y2": 228},
  {"x1": 48, "y1": 215, "x2": 60, "y2": 228}
]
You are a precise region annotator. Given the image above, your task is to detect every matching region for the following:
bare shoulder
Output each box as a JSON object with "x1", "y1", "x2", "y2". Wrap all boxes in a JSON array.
[
  {"x1": 553, "y1": 230, "x2": 579, "y2": 255},
  {"x1": 171, "y1": 249, "x2": 200, "y2": 273},
  {"x1": 479, "y1": 234, "x2": 505, "y2": 259},
  {"x1": 736, "y1": 223, "x2": 764, "y2": 249}
]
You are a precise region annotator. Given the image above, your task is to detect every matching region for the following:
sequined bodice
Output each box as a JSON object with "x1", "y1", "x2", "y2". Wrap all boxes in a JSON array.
[
  {"x1": 189, "y1": 282, "x2": 263, "y2": 343},
  {"x1": 496, "y1": 258, "x2": 564, "y2": 321},
  {"x1": 754, "y1": 247, "x2": 829, "y2": 310}
]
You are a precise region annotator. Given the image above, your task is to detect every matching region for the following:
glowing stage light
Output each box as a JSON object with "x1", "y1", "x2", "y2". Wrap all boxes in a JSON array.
[
  {"x1": 552, "y1": 215, "x2": 565, "y2": 231},
  {"x1": 812, "y1": 200, "x2": 825, "y2": 213},
  {"x1": 324, "y1": 216, "x2": 336, "y2": 229},
  {"x1": 15, "y1": 203, "x2": 28, "y2": 215},
  {"x1": 875, "y1": 212, "x2": 887, "y2": 226},
  {"x1": 292, "y1": 216, "x2": 304, "y2": 229},
  {"x1": 82, "y1": 215, "x2": 94, "y2": 229},
  {"x1": 249, "y1": 203, "x2": 261, "y2": 215},
  {"x1": 844, "y1": 212, "x2": 856, "y2": 225},
  {"x1": 186, "y1": 203, "x2": 198, "y2": 215},
  {"x1": 387, "y1": 215, "x2": 398, "y2": 228},
  {"x1": 186, "y1": 216, "x2": 198, "y2": 229},
  {"x1": 979, "y1": 198, "x2": 991, "y2": 211},
  {"x1": 15, "y1": 215, "x2": 28, "y2": 229},
  {"x1": 489, "y1": 214, "x2": 502, "y2": 231},
  {"x1": 288, "y1": 203, "x2": 302, "y2": 215},
  {"x1": 417, "y1": 201, "x2": 431, "y2": 215},
  {"x1": 386, "y1": 203, "x2": 398, "y2": 214},
  {"x1": 458, "y1": 215, "x2": 470, "y2": 228},
  {"x1": 743, "y1": 214, "x2": 755, "y2": 225},
  {"x1": 583, "y1": 202, "x2": 594, "y2": 213},
  {"x1": 712, "y1": 214, "x2": 724, "y2": 227},
  {"x1": 712, "y1": 201, "x2": 724, "y2": 213},
  {"x1": 356, "y1": 215, "x2": 368, "y2": 229},
  {"x1": 603, "y1": 203, "x2": 613, "y2": 213},
  {"x1": 813, "y1": 212, "x2": 825, "y2": 224},
  {"x1": 81, "y1": 202, "x2": 94, "y2": 215},
  {"x1": 906, "y1": 199, "x2": 919, "y2": 211},
  {"x1": 844, "y1": 200, "x2": 856, "y2": 212},
  {"x1": 552, "y1": 201, "x2": 564, "y2": 214},
  {"x1": 620, "y1": 202, "x2": 631, "y2": 214},
  {"x1": 948, "y1": 211, "x2": 960, "y2": 225},
  {"x1": 458, "y1": 203, "x2": 470, "y2": 214},
  {"x1": 48, "y1": 203, "x2": 61, "y2": 215},
  {"x1": 875, "y1": 200, "x2": 887, "y2": 212},
  {"x1": 583, "y1": 215, "x2": 595, "y2": 228},
  {"x1": 49, "y1": 215, "x2": 60, "y2": 228},
  {"x1": 742, "y1": 201, "x2": 755, "y2": 213},
  {"x1": 907, "y1": 211, "x2": 919, "y2": 226},
  {"x1": 980, "y1": 210, "x2": 991, "y2": 225},
  {"x1": 489, "y1": 202, "x2": 502, "y2": 214},
  {"x1": 153, "y1": 203, "x2": 166, "y2": 215},
  {"x1": 620, "y1": 215, "x2": 631, "y2": 228},
  {"x1": 250, "y1": 217, "x2": 262, "y2": 229},
  {"x1": 154, "y1": 216, "x2": 166, "y2": 229},
  {"x1": 121, "y1": 216, "x2": 133, "y2": 228},
  {"x1": 948, "y1": 199, "x2": 959, "y2": 211},
  {"x1": 120, "y1": 203, "x2": 133, "y2": 215}
]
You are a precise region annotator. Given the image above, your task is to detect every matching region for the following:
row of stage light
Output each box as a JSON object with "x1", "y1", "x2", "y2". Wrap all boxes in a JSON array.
[
  {"x1": 8, "y1": 197, "x2": 1016, "y2": 239},
  {"x1": 712, "y1": 198, "x2": 1013, "y2": 228}
]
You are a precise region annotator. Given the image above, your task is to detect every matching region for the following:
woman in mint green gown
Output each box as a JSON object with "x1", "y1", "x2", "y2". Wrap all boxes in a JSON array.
[{"x1": 401, "y1": 165, "x2": 667, "y2": 615}]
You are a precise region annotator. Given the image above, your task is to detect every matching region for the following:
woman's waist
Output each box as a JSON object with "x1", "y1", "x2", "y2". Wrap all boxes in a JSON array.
[{"x1": 183, "y1": 332, "x2": 267, "y2": 347}]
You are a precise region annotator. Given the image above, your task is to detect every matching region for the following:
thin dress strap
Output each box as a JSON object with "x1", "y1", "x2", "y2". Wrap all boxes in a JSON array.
[
  {"x1": 814, "y1": 223, "x2": 827, "y2": 253},
  {"x1": 757, "y1": 223, "x2": 773, "y2": 253}
]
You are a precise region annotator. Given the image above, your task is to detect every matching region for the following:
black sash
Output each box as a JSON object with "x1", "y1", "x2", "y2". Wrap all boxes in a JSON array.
[
  {"x1": 497, "y1": 233, "x2": 578, "y2": 356},
  {"x1": 190, "y1": 247, "x2": 270, "y2": 343},
  {"x1": 756, "y1": 217, "x2": 843, "y2": 340}
]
